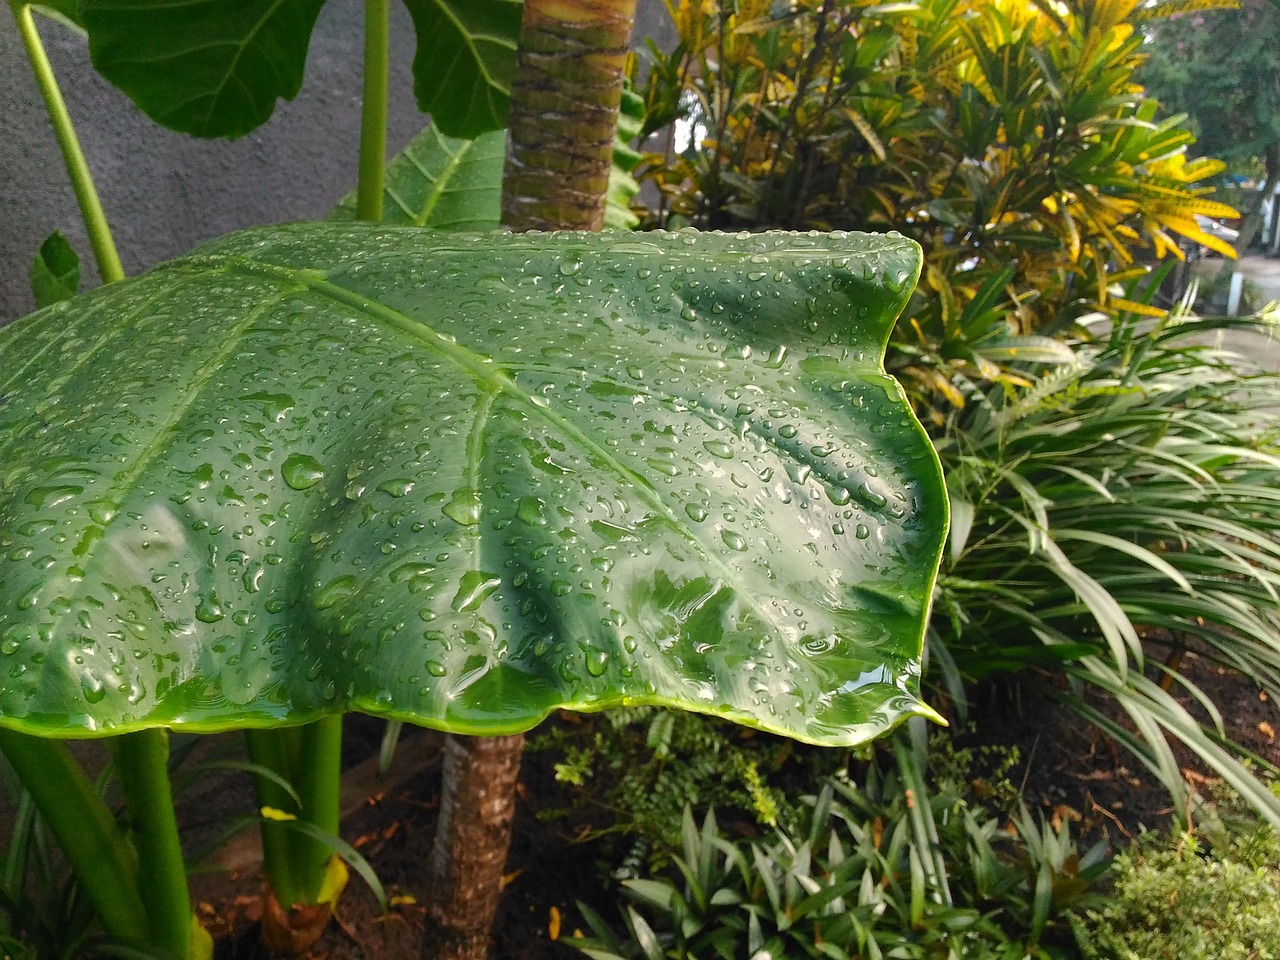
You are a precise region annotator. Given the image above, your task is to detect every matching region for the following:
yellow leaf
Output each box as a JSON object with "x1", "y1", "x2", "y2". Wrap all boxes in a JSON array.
[
  {"x1": 1135, "y1": 0, "x2": 1242, "y2": 21},
  {"x1": 316, "y1": 855, "x2": 349, "y2": 906},
  {"x1": 842, "y1": 108, "x2": 886, "y2": 161},
  {"x1": 904, "y1": 366, "x2": 965, "y2": 408},
  {"x1": 1111, "y1": 298, "x2": 1168, "y2": 318},
  {"x1": 549, "y1": 906, "x2": 562, "y2": 941},
  {"x1": 1161, "y1": 216, "x2": 1238, "y2": 259},
  {"x1": 500, "y1": 869, "x2": 523, "y2": 891}
]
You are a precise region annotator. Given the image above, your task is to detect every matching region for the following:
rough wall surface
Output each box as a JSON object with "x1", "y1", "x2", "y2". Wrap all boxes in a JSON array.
[{"x1": 0, "y1": 1, "x2": 675, "y2": 323}]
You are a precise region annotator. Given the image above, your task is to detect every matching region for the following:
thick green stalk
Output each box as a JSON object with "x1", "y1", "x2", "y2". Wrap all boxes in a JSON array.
[
  {"x1": 0, "y1": 728, "x2": 148, "y2": 942},
  {"x1": 356, "y1": 0, "x2": 390, "y2": 221},
  {"x1": 13, "y1": 3, "x2": 124, "y2": 283},
  {"x1": 246, "y1": 717, "x2": 344, "y2": 908},
  {"x1": 245, "y1": 728, "x2": 303, "y2": 908},
  {"x1": 113, "y1": 730, "x2": 193, "y2": 960},
  {"x1": 292, "y1": 715, "x2": 343, "y2": 904}
]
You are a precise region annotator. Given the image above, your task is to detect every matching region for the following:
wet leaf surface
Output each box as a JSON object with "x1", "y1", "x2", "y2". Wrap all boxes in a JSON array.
[{"x1": 0, "y1": 225, "x2": 945, "y2": 743}]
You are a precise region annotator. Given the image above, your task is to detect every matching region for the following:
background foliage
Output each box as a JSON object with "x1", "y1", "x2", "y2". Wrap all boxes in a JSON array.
[
  {"x1": 1136, "y1": 0, "x2": 1280, "y2": 249},
  {"x1": 639, "y1": 0, "x2": 1240, "y2": 415}
]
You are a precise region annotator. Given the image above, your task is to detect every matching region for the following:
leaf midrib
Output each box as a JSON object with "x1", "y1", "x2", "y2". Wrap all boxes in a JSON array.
[
  {"x1": 90, "y1": 0, "x2": 296, "y2": 133},
  {"x1": 411, "y1": 135, "x2": 467, "y2": 227},
  {"x1": 430, "y1": 0, "x2": 518, "y2": 89},
  {"x1": 0, "y1": 284, "x2": 180, "y2": 463}
]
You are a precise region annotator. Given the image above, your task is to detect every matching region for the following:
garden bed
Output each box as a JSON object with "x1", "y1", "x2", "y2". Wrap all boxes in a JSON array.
[{"x1": 177, "y1": 649, "x2": 1280, "y2": 960}]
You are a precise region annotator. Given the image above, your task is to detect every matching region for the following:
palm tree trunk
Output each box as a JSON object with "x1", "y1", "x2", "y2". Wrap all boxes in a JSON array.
[
  {"x1": 422, "y1": 3, "x2": 637, "y2": 958},
  {"x1": 502, "y1": 0, "x2": 637, "y2": 231},
  {"x1": 423, "y1": 734, "x2": 525, "y2": 959}
]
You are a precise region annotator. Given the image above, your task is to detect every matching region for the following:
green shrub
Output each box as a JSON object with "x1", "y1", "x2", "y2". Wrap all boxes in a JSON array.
[
  {"x1": 932, "y1": 298, "x2": 1280, "y2": 824},
  {"x1": 1072, "y1": 827, "x2": 1280, "y2": 960},
  {"x1": 639, "y1": 0, "x2": 1237, "y2": 413},
  {"x1": 571, "y1": 726, "x2": 1108, "y2": 960},
  {"x1": 530, "y1": 707, "x2": 839, "y2": 872}
]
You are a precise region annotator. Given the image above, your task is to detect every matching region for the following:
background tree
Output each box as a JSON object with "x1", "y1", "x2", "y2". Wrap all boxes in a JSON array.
[{"x1": 1138, "y1": 0, "x2": 1280, "y2": 250}]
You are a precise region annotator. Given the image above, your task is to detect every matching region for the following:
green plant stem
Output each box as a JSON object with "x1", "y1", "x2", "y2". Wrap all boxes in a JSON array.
[
  {"x1": 356, "y1": 0, "x2": 389, "y2": 222},
  {"x1": 246, "y1": 717, "x2": 344, "y2": 907},
  {"x1": 245, "y1": 728, "x2": 302, "y2": 908},
  {"x1": 0, "y1": 728, "x2": 148, "y2": 942},
  {"x1": 113, "y1": 729, "x2": 193, "y2": 960},
  {"x1": 13, "y1": 3, "x2": 124, "y2": 284},
  {"x1": 293, "y1": 715, "x2": 343, "y2": 903}
]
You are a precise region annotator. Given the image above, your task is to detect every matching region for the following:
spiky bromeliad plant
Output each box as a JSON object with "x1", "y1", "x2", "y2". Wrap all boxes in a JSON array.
[{"x1": 0, "y1": 1, "x2": 947, "y2": 959}]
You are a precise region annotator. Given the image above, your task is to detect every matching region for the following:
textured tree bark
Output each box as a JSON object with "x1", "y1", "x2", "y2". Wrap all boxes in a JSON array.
[
  {"x1": 502, "y1": 0, "x2": 637, "y2": 231},
  {"x1": 423, "y1": 734, "x2": 525, "y2": 959},
  {"x1": 423, "y1": 4, "x2": 637, "y2": 958}
]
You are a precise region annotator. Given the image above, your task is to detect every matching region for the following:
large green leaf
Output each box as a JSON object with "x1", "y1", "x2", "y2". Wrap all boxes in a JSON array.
[
  {"x1": 73, "y1": 0, "x2": 523, "y2": 139},
  {"x1": 79, "y1": 0, "x2": 327, "y2": 138},
  {"x1": 330, "y1": 127, "x2": 505, "y2": 229},
  {"x1": 0, "y1": 225, "x2": 945, "y2": 745},
  {"x1": 401, "y1": 0, "x2": 523, "y2": 138}
]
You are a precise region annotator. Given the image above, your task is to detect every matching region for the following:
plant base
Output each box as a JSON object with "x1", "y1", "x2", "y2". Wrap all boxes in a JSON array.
[{"x1": 261, "y1": 887, "x2": 334, "y2": 955}]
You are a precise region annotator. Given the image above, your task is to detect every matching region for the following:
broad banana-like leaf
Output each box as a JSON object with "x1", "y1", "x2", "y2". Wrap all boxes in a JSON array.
[
  {"x1": 329, "y1": 94, "x2": 639, "y2": 229},
  {"x1": 0, "y1": 225, "x2": 946, "y2": 745},
  {"x1": 401, "y1": 0, "x2": 522, "y2": 139},
  {"x1": 330, "y1": 128, "x2": 505, "y2": 229},
  {"x1": 76, "y1": 0, "x2": 521, "y2": 139}
]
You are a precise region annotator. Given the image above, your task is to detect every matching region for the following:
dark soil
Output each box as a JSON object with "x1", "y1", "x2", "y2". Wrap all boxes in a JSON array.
[
  {"x1": 950, "y1": 651, "x2": 1280, "y2": 838},
  {"x1": 170, "y1": 652, "x2": 1280, "y2": 960}
]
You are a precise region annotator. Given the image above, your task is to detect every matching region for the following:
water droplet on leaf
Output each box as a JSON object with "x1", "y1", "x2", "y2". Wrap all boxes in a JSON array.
[
  {"x1": 281, "y1": 453, "x2": 325, "y2": 491},
  {"x1": 443, "y1": 490, "x2": 482, "y2": 526}
]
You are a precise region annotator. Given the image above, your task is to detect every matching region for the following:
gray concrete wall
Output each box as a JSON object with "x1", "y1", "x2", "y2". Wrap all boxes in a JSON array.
[{"x1": 0, "y1": 0, "x2": 676, "y2": 323}]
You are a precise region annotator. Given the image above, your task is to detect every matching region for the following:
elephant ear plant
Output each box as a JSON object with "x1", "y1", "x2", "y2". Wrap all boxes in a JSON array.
[{"x1": 0, "y1": 2, "x2": 948, "y2": 960}]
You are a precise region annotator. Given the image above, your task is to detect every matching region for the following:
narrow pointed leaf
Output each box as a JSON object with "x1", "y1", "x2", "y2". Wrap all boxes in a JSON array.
[
  {"x1": 79, "y1": 0, "x2": 327, "y2": 138},
  {"x1": 605, "y1": 86, "x2": 646, "y2": 231},
  {"x1": 400, "y1": 0, "x2": 523, "y2": 138},
  {"x1": 0, "y1": 225, "x2": 945, "y2": 745}
]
